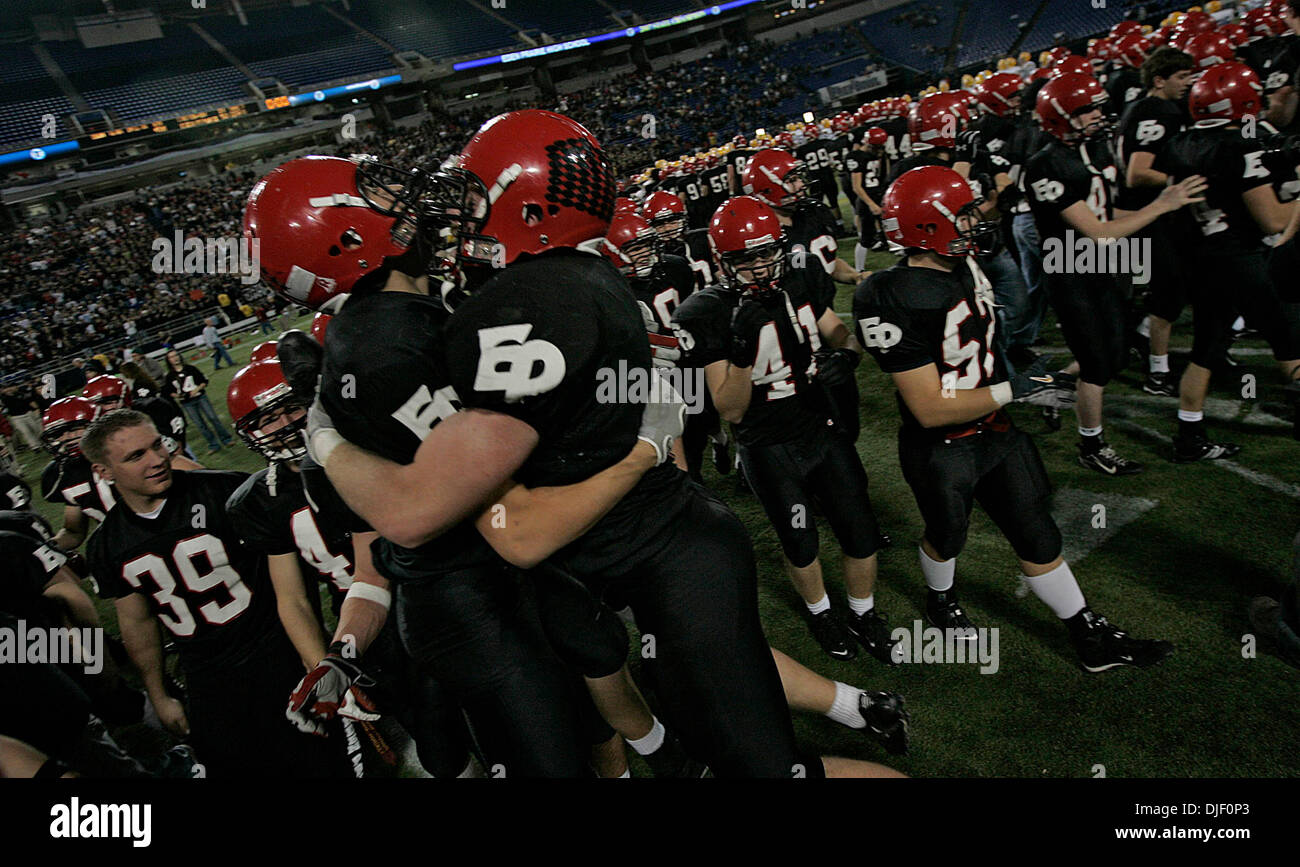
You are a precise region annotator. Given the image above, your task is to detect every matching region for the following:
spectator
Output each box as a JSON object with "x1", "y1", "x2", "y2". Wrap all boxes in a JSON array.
[
  {"x1": 163, "y1": 349, "x2": 232, "y2": 453},
  {"x1": 200, "y1": 317, "x2": 235, "y2": 371},
  {"x1": 0, "y1": 380, "x2": 43, "y2": 452},
  {"x1": 254, "y1": 304, "x2": 274, "y2": 335}
]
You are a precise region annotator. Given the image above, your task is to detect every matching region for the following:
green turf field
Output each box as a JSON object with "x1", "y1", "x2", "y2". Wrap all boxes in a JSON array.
[{"x1": 13, "y1": 242, "x2": 1300, "y2": 778}]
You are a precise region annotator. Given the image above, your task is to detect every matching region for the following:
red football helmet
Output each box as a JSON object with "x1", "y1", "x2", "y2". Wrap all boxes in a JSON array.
[
  {"x1": 41, "y1": 397, "x2": 100, "y2": 461},
  {"x1": 732, "y1": 134, "x2": 748, "y2": 147},
  {"x1": 973, "y1": 72, "x2": 1023, "y2": 116},
  {"x1": 82, "y1": 375, "x2": 132, "y2": 412},
  {"x1": 1044, "y1": 46, "x2": 1072, "y2": 66},
  {"x1": 1050, "y1": 55, "x2": 1094, "y2": 78},
  {"x1": 1088, "y1": 37, "x2": 1116, "y2": 66},
  {"x1": 742, "y1": 148, "x2": 814, "y2": 210},
  {"x1": 641, "y1": 190, "x2": 688, "y2": 243},
  {"x1": 614, "y1": 197, "x2": 639, "y2": 216},
  {"x1": 881, "y1": 166, "x2": 997, "y2": 256},
  {"x1": 244, "y1": 155, "x2": 413, "y2": 310},
  {"x1": 708, "y1": 196, "x2": 787, "y2": 295},
  {"x1": 1112, "y1": 34, "x2": 1154, "y2": 68},
  {"x1": 422, "y1": 110, "x2": 616, "y2": 278},
  {"x1": 1036, "y1": 72, "x2": 1110, "y2": 142},
  {"x1": 310, "y1": 312, "x2": 332, "y2": 345},
  {"x1": 909, "y1": 92, "x2": 970, "y2": 149},
  {"x1": 1187, "y1": 31, "x2": 1238, "y2": 67},
  {"x1": 1218, "y1": 23, "x2": 1251, "y2": 47},
  {"x1": 1189, "y1": 61, "x2": 1264, "y2": 123},
  {"x1": 1182, "y1": 10, "x2": 1216, "y2": 34},
  {"x1": 773, "y1": 131, "x2": 796, "y2": 149},
  {"x1": 1148, "y1": 27, "x2": 1170, "y2": 47},
  {"x1": 602, "y1": 212, "x2": 660, "y2": 279},
  {"x1": 249, "y1": 341, "x2": 279, "y2": 364},
  {"x1": 227, "y1": 360, "x2": 309, "y2": 463},
  {"x1": 1110, "y1": 20, "x2": 1144, "y2": 40},
  {"x1": 865, "y1": 127, "x2": 888, "y2": 146}
]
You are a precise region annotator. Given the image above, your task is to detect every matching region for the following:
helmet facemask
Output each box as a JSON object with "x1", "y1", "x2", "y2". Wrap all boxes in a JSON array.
[
  {"x1": 719, "y1": 239, "x2": 787, "y2": 297},
  {"x1": 43, "y1": 422, "x2": 89, "y2": 463},
  {"x1": 647, "y1": 211, "x2": 687, "y2": 244},
  {"x1": 940, "y1": 198, "x2": 1001, "y2": 257},
  {"x1": 236, "y1": 391, "x2": 309, "y2": 463},
  {"x1": 609, "y1": 234, "x2": 660, "y2": 279}
]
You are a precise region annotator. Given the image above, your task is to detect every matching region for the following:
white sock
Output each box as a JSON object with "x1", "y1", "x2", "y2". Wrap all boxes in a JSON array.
[
  {"x1": 1149, "y1": 354, "x2": 1169, "y2": 374},
  {"x1": 847, "y1": 593, "x2": 874, "y2": 616},
  {"x1": 617, "y1": 769, "x2": 631, "y2": 778},
  {"x1": 1078, "y1": 425, "x2": 1103, "y2": 438},
  {"x1": 919, "y1": 546, "x2": 955, "y2": 592},
  {"x1": 826, "y1": 681, "x2": 867, "y2": 729},
  {"x1": 1136, "y1": 315, "x2": 1151, "y2": 338},
  {"x1": 806, "y1": 594, "x2": 831, "y2": 615},
  {"x1": 626, "y1": 718, "x2": 666, "y2": 756},
  {"x1": 1022, "y1": 561, "x2": 1087, "y2": 619},
  {"x1": 1232, "y1": 316, "x2": 1246, "y2": 332},
  {"x1": 1178, "y1": 409, "x2": 1203, "y2": 423},
  {"x1": 855, "y1": 243, "x2": 869, "y2": 272}
]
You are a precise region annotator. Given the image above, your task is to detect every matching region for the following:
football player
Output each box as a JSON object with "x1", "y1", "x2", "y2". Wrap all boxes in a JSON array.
[
  {"x1": 727, "y1": 133, "x2": 759, "y2": 195},
  {"x1": 1153, "y1": 62, "x2": 1300, "y2": 461},
  {"x1": 1114, "y1": 46, "x2": 1197, "y2": 397},
  {"x1": 846, "y1": 128, "x2": 890, "y2": 270},
  {"x1": 1105, "y1": 33, "x2": 1153, "y2": 107},
  {"x1": 1024, "y1": 72, "x2": 1206, "y2": 474},
  {"x1": 82, "y1": 410, "x2": 351, "y2": 777},
  {"x1": 672, "y1": 195, "x2": 893, "y2": 664},
  {"x1": 40, "y1": 397, "x2": 116, "y2": 553},
  {"x1": 603, "y1": 211, "x2": 726, "y2": 486},
  {"x1": 307, "y1": 111, "x2": 901, "y2": 778},
  {"x1": 892, "y1": 92, "x2": 1031, "y2": 363},
  {"x1": 641, "y1": 190, "x2": 716, "y2": 291},
  {"x1": 794, "y1": 125, "x2": 844, "y2": 226},
  {"x1": 224, "y1": 356, "x2": 473, "y2": 778},
  {"x1": 743, "y1": 148, "x2": 866, "y2": 287},
  {"x1": 1239, "y1": 1, "x2": 1300, "y2": 131},
  {"x1": 854, "y1": 166, "x2": 1175, "y2": 672},
  {"x1": 0, "y1": 467, "x2": 32, "y2": 512},
  {"x1": 245, "y1": 154, "x2": 699, "y2": 778}
]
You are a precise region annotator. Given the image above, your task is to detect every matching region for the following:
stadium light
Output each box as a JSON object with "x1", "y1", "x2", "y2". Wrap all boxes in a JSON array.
[{"x1": 803, "y1": 111, "x2": 815, "y2": 123}]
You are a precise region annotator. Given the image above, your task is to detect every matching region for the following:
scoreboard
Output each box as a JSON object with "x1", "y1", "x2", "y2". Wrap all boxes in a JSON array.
[{"x1": 79, "y1": 102, "x2": 260, "y2": 145}]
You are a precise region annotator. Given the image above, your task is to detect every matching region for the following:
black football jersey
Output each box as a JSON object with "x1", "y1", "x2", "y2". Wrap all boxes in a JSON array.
[
  {"x1": 1239, "y1": 35, "x2": 1300, "y2": 94},
  {"x1": 134, "y1": 395, "x2": 188, "y2": 457},
  {"x1": 86, "y1": 469, "x2": 282, "y2": 676},
  {"x1": 165, "y1": 364, "x2": 207, "y2": 401},
  {"x1": 795, "y1": 139, "x2": 838, "y2": 177},
  {"x1": 0, "y1": 529, "x2": 64, "y2": 622},
  {"x1": 728, "y1": 148, "x2": 758, "y2": 194},
  {"x1": 41, "y1": 457, "x2": 117, "y2": 523},
  {"x1": 1024, "y1": 138, "x2": 1120, "y2": 241},
  {"x1": 320, "y1": 290, "x2": 497, "y2": 582},
  {"x1": 1105, "y1": 67, "x2": 1145, "y2": 111},
  {"x1": 227, "y1": 463, "x2": 354, "y2": 613},
  {"x1": 0, "y1": 471, "x2": 32, "y2": 512},
  {"x1": 880, "y1": 117, "x2": 911, "y2": 161},
  {"x1": 673, "y1": 270, "x2": 832, "y2": 447},
  {"x1": 698, "y1": 165, "x2": 731, "y2": 224},
  {"x1": 971, "y1": 114, "x2": 1019, "y2": 161},
  {"x1": 1115, "y1": 96, "x2": 1185, "y2": 209},
  {"x1": 629, "y1": 254, "x2": 698, "y2": 335},
  {"x1": 677, "y1": 171, "x2": 714, "y2": 229},
  {"x1": 443, "y1": 250, "x2": 690, "y2": 577},
  {"x1": 0, "y1": 509, "x2": 54, "y2": 542},
  {"x1": 1154, "y1": 124, "x2": 1282, "y2": 256},
  {"x1": 785, "y1": 204, "x2": 841, "y2": 304},
  {"x1": 854, "y1": 258, "x2": 1005, "y2": 436},
  {"x1": 845, "y1": 150, "x2": 888, "y2": 195}
]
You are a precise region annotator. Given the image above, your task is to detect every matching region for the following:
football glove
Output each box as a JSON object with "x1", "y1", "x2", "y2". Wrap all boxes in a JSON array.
[
  {"x1": 954, "y1": 129, "x2": 981, "y2": 164},
  {"x1": 1010, "y1": 359, "x2": 1077, "y2": 409},
  {"x1": 860, "y1": 691, "x2": 911, "y2": 756},
  {"x1": 286, "y1": 648, "x2": 381, "y2": 737},
  {"x1": 729, "y1": 300, "x2": 771, "y2": 368},
  {"x1": 636, "y1": 367, "x2": 688, "y2": 465},
  {"x1": 813, "y1": 347, "x2": 861, "y2": 387}
]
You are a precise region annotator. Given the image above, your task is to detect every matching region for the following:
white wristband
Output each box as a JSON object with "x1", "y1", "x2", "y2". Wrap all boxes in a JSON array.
[
  {"x1": 311, "y1": 428, "x2": 345, "y2": 468},
  {"x1": 990, "y1": 381, "x2": 1014, "y2": 407},
  {"x1": 344, "y1": 581, "x2": 391, "y2": 611}
]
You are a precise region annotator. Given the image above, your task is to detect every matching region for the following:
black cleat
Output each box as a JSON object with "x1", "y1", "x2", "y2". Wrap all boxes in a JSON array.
[
  {"x1": 808, "y1": 609, "x2": 857, "y2": 660},
  {"x1": 642, "y1": 731, "x2": 709, "y2": 778},
  {"x1": 1068, "y1": 608, "x2": 1174, "y2": 672},
  {"x1": 1247, "y1": 597, "x2": 1300, "y2": 670},
  {"x1": 846, "y1": 609, "x2": 900, "y2": 665},
  {"x1": 858, "y1": 691, "x2": 910, "y2": 755},
  {"x1": 1142, "y1": 371, "x2": 1177, "y2": 397},
  {"x1": 1077, "y1": 442, "x2": 1144, "y2": 476},
  {"x1": 1173, "y1": 432, "x2": 1241, "y2": 463},
  {"x1": 1042, "y1": 406, "x2": 1062, "y2": 431},
  {"x1": 926, "y1": 589, "x2": 978, "y2": 640}
]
